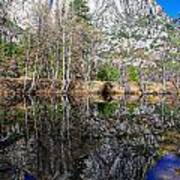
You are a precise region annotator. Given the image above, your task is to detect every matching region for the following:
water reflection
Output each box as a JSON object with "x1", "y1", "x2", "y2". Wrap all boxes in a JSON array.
[{"x1": 0, "y1": 95, "x2": 179, "y2": 179}]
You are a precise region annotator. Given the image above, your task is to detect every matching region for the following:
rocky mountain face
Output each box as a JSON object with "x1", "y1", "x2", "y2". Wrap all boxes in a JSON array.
[
  {"x1": 90, "y1": 0, "x2": 167, "y2": 27},
  {"x1": 2, "y1": 0, "x2": 179, "y2": 67},
  {"x1": 89, "y1": 0, "x2": 179, "y2": 71},
  {"x1": 6, "y1": 0, "x2": 67, "y2": 28}
]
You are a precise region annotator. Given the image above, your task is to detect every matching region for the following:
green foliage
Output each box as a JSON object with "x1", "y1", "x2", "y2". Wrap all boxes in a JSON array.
[
  {"x1": 0, "y1": 40, "x2": 24, "y2": 57},
  {"x1": 165, "y1": 23, "x2": 175, "y2": 31},
  {"x1": 0, "y1": 40, "x2": 26, "y2": 76},
  {"x1": 5, "y1": 18, "x2": 21, "y2": 31},
  {"x1": 72, "y1": 0, "x2": 89, "y2": 20},
  {"x1": 165, "y1": 60, "x2": 180, "y2": 71},
  {"x1": 117, "y1": 30, "x2": 129, "y2": 38},
  {"x1": 168, "y1": 30, "x2": 180, "y2": 47},
  {"x1": 97, "y1": 64, "x2": 120, "y2": 81},
  {"x1": 98, "y1": 102, "x2": 119, "y2": 118},
  {"x1": 127, "y1": 102, "x2": 138, "y2": 114},
  {"x1": 4, "y1": 42, "x2": 20, "y2": 56},
  {"x1": 137, "y1": 17, "x2": 149, "y2": 27},
  {"x1": 127, "y1": 66, "x2": 139, "y2": 82}
]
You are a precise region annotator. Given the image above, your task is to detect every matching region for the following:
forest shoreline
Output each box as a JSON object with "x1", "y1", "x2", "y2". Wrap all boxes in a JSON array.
[{"x1": 0, "y1": 78, "x2": 179, "y2": 97}]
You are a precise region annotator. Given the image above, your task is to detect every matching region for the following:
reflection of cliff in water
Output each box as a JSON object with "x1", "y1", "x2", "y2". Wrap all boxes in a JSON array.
[{"x1": 0, "y1": 95, "x2": 179, "y2": 179}]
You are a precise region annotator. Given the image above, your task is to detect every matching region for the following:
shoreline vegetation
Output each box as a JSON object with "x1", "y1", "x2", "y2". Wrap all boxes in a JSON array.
[
  {"x1": 0, "y1": 87, "x2": 179, "y2": 109},
  {"x1": 0, "y1": 77, "x2": 179, "y2": 97}
]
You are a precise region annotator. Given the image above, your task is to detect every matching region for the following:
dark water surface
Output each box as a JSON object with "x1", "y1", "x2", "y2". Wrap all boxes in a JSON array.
[{"x1": 0, "y1": 95, "x2": 179, "y2": 180}]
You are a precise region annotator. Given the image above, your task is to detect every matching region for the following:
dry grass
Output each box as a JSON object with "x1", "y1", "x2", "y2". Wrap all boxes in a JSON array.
[{"x1": 0, "y1": 78, "x2": 179, "y2": 96}]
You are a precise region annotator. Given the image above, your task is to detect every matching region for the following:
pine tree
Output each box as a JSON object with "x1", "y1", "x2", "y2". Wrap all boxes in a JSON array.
[{"x1": 72, "y1": 0, "x2": 89, "y2": 20}]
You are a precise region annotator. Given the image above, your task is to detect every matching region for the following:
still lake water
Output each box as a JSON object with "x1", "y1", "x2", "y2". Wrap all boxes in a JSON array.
[{"x1": 0, "y1": 95, "x2": 179, "y2": 180}]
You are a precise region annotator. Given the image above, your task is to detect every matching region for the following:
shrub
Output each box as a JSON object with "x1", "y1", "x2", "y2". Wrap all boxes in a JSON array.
[
  {"x1": 97, "y1": 64, "x2": 120, "y2": 81},
  {"x1": 127, "y1": 66, "x2": 139, "y2": 82}
]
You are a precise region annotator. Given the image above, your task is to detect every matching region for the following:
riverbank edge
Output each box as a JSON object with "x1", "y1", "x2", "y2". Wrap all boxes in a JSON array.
[{"x1": 0, "y1": 78, "x2": 179, "y2": 96}]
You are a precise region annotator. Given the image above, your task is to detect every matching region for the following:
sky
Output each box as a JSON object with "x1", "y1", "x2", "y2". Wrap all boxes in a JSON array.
[{"x1": 156, "y1": 0, "x2": 180, "y2": 17}]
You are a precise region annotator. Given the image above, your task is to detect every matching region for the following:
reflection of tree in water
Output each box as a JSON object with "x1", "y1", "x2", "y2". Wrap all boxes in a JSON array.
[{"x1": 0, "y1": 96, "x2": 179, "y2": 179}]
